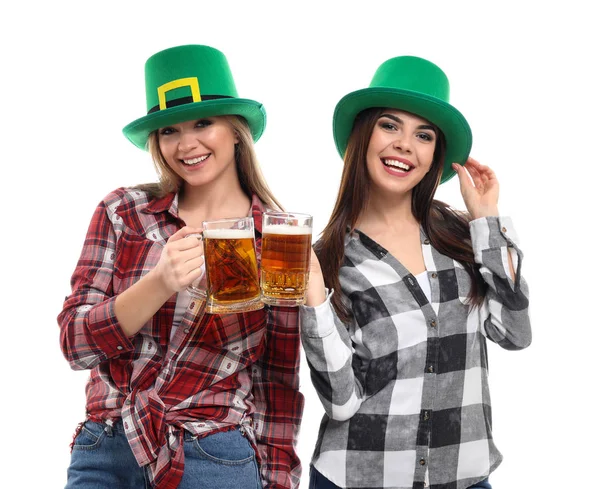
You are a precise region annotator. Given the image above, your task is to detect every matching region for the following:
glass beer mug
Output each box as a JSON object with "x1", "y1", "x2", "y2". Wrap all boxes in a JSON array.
[
  {"x1": 260, "y1": 211, "x2": 313, "y2": 306},
  {"x1": 187, "y1": 217, "x2": 263, "y2": 314}
]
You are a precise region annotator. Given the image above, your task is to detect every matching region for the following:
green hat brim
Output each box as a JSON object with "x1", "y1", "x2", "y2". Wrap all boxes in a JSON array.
[
  {"x1": 123, "y1": 98, "x2": 266, "y2": 149},
  {"x1": 333, "y1": 88, "x2": 472, "y2": 184}
]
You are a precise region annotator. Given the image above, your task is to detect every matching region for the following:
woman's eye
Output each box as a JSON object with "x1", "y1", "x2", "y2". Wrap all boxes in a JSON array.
[
  {"x1": 417, "y1": 133, "x2": 434, "y2": 142},
  {"x1": 159, "y1": 127, "x2": 175, "y2": 136},
  {"x1": 195, "y1": 119, "x2": 212, "y2": 128},
  {"x1": 380, "y1": 122, "x2": 396, "y2": 131}
]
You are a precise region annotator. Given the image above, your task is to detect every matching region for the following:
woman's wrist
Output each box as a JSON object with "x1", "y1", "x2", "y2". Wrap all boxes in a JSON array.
[
  {"x1": 470, "y1": 206, "x2": 499, "y2": 220},
  {"x1": 306, "y1": 290, "x2": 327, "y2": 307},
  {"x1": 145, "y1": 267, "x2": 178, "y2": 299},
  {"x1": 305, "y1": 275, "x2": 327, "y2": 307}
]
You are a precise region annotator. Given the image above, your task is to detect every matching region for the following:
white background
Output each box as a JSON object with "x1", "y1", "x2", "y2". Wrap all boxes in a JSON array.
[{"x1": 2, "y1": 1, "x2": 598, "y2": 487}]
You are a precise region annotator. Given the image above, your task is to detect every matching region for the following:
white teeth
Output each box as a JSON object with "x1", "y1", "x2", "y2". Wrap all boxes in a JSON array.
[
  {"x1": 383, "y1": 159, "x2": 411, "y2": 171},
  {"x1": 182, "y1": 155, "x2": 209, "y2": 165}
]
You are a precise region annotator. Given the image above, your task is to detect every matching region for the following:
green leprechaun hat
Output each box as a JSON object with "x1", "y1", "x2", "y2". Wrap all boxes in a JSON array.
[
  {"x1": 123, "y1": 44, "x2": 266, "y2": 149},
  {"x1": 333, "y1": 56, "x2": 472, "y2": 183}
]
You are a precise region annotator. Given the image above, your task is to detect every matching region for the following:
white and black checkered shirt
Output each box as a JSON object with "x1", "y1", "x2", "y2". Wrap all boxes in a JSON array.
[{"x1": 300, "y1": 216, "x2": 531, "y2": 489}]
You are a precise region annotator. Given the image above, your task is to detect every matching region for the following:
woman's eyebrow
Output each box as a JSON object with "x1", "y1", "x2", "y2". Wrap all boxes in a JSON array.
[
  {"x1": 380, "y1": 113, "x2": 435, "y2": 131},
  {"x1": 380, "y1": 113, "x2": 403, "y2": 124}
]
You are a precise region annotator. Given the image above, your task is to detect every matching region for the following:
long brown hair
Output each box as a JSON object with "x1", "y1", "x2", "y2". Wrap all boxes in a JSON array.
[
  {"x1": 316, "y1": 108, "x2": 486, "y2": 323},
  {"x1": 135, "y1": 115, "x2": 282, "y2": 210}
]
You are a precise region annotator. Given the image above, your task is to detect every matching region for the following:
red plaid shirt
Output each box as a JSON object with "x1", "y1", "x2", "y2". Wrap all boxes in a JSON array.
[{"x1": 58, "y1": 188, "x2": 304, "y2": 489}]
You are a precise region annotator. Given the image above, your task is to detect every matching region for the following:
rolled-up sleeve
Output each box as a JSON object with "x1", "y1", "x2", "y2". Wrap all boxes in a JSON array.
[
  {"x1": 300, "y1": 291, "x2": 367, "y2": 421},
  {"x1": 57, "y1": 193, "x2": 134, "y2": 370},
  {"x1": 470, "y1": 216, "x2": 532, "y2": 350}
]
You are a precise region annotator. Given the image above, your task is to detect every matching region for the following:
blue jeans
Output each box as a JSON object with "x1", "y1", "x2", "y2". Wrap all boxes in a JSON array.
[
  {"x1": 309, "y1": 466, "x2": 491, "y2": 489},
  {"x1": 65, "y1": 420, "x2": 262, "y2": 489}
]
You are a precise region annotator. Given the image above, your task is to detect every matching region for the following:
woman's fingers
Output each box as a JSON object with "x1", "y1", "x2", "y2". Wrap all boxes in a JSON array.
[
  {"x1": 154, "y1": 228, "x2": 205, "y2": 292},
  {"x1": 167, "y1": 232, "x2": 204, "y2": 254},
  {"x1": 452, "y1": 163, "x2": 477, "y2": 198},
  {"x1": 464, "y1": 160, "x2": 484, "y2": 189},
  {"x1": 168, "y1": 226, "x2": 203, "y2": 243}
]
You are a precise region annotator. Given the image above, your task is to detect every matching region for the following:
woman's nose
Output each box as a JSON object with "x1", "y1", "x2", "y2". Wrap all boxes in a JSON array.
[
  {"x1": 178, "y1": 131, "x2": 198, "y2": 152},
  {"x1": 393, "y1": 135, "x2": 412, "y2": 153}
]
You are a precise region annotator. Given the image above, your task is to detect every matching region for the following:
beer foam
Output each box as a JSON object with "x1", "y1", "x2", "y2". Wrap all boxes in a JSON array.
[
  {"x1": 203, "y1": 228, "x2": 254, "y2": 239},
  {"x1": 263, "y1": 224, "x2": 312, "y2": 235}
]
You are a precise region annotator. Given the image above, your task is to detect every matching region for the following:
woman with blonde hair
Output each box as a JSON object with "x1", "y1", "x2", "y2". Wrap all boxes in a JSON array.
[{"x1": 58, "y1": 44, "x2": 303, "y2": 489}]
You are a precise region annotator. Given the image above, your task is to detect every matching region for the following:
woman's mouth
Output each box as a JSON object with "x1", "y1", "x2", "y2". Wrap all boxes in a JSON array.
[
  {"x1": 181, "y1": 154, "x2": 210, "y2": 167},
  {"x1": 381, "y1": 158, "x2": 414, "y2": 176}
]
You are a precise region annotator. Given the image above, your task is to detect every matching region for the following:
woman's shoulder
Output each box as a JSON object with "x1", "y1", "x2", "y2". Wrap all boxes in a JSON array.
[
  {"x1": 102, "y1": 185, "x2": 160, "y2": 205},
  {"x1": 98, "y1": 185, "x2": 160, "y2": 216}
]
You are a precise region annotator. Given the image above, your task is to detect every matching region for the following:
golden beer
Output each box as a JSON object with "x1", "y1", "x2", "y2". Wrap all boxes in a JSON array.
[
  {"x1": 203, "y1": 228, "x2": 262, "y2": 313},
  {"x1": 261, "y1": 224, "x2": 312, "y2": 306}
]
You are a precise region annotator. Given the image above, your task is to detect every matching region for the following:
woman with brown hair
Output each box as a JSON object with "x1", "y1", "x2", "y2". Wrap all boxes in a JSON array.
[
  {"x1": 58, "y1": 44, "x2": 303, "y2": 489},
  {"x1": 301, "y1": 56, "x2": 531, "y2": 489}
]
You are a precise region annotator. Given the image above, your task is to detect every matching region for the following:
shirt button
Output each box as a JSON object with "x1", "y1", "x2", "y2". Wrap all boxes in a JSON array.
[
  {"x1": 423, "y1": 411, "x2": 430, "y2": 421},
  {"x1": 125, "y1": 399, "x2": 131, "y2": 405},
  {"x1": 423, "y1": 239, "x2": 430, "y2": 245},
  {"x1": 431, "y1": 273, "x2": 437, "y2": 278},
  {"x1": 430, "y1": 320, "x2": 437, "y2": 328},
  {"x1": 502, "y1": 226, "x2": 507, "y2": 233},
  {"x1": 184, "y1": 328, "x2": 190, "y2": 334},
  {"x1": 117, "y1": 346, "x2": 123, "y2": 351},
  {"x1": 420, "y1": 459, "x2": 426, "y2": 466},
  {"x1": 427, "y1": 366, "x2": 434, "y2": 373}
]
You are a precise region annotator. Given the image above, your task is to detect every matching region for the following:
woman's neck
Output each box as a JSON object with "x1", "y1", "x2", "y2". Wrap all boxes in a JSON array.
[
  {"x1": 357, "y1": 189, "x2": 418, "y2": 234},
  {"x1": 178, "y1": 179, "x2": 251, "y2": 225}
]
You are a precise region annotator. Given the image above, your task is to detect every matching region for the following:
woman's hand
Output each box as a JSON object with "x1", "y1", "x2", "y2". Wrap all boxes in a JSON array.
[
  {"x1": 153, "y1": 226, "x2": 205, "y2": 294},
  {"x1": 305, "y1": 248, "x2": 327, "y2": 307},
  {"x1": 452, "y1": 157, "x2": 500, "y2": 220},
  {"x1": 115, "y1": 226, "x2": 204, "y2": 337}
]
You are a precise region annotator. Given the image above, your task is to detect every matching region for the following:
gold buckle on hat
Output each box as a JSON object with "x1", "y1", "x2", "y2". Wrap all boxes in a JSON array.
[{"x1": 157, "y1": 77, "x2": 201, "y2": 110}]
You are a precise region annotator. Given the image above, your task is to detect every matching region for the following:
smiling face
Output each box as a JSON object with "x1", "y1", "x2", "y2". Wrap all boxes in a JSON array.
[
  {"x1": 365, "y1": 109, "x2": 438, "y2": 197},
  {"x1": 157, "y1": 116, "x2": 239, "y2": 190}
]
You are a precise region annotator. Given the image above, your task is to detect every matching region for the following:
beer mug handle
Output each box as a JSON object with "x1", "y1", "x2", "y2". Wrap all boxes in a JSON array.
[{"x1": 185, "y1": 233, "x2": 207, "y2": 299}]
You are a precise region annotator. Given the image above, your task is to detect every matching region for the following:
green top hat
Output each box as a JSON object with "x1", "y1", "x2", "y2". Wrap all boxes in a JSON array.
[
  {"x1": 333, "y1": 56, "x2": 472, "y2": 184},
  {"x1": 123, "y1": 45, "x2": 266, "y2": 149}
]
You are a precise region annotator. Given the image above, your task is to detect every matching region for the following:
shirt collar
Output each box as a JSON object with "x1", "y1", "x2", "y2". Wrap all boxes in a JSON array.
[{"x1": 143, "y1": 191, "x2": 179, "y2": 219}]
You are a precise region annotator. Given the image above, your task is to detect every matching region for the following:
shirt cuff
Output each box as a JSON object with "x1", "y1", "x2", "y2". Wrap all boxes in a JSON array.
[
  {"x1": 87, "y1": 296, "x2": 135, "y2": 357},
  {"x1": 267, "y1": 304, "x2": 301, "y2": 331},
  {"x1": 470, "y1": 216, "x2": 519, "y2": 254},
  {"x1": 299, "y1": 289, "x2": 336, "y2": 338}
]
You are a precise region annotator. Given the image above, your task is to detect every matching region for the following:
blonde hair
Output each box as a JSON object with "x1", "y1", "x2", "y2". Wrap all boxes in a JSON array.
[{"x1": 138, "y1": 115, "x2": 282, "y2": 210}]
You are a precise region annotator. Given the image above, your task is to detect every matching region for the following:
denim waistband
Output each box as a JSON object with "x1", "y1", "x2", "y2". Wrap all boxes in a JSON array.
[
  {"x1": 93, "y1": 418, "x2": 126, "y2": 436},
  {"x1": 88, "y1": 418, "x2": 242, "y2": 440}
]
